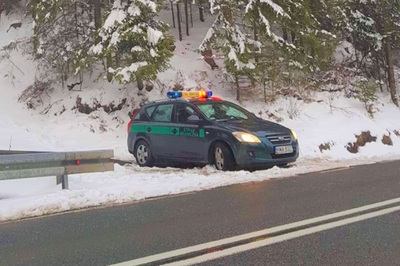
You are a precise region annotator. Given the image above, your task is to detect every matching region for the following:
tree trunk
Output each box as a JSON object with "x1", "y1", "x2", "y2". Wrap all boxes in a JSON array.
[
  {"x1": 383, "y1": 4, "x2": 399, "y2": 106},
  {"x1": 375, "y1": 53, "x2": 383, "y2": 92},
  {"x1": 190, "y1": 2, "x2": 193, "y2": 27},
  {"x1": 253, "y1": 20, "x2": 259, "y2": 63},
  {"x1": 177, "y1": 2, "x2": 182, "y2": 41},
  {"x1": 30, "y1": 0, "x2": 40, "y2": 53},
  {"x1": 199, "y1": 5, "x2": 204, "y2": 22},
  {"x1": 283, "y1": 28, "x2": 288, "y2": 42},
  {"x1": 222, "y1": 5, "x2": 233, "y2": 25},
  {"x1": 94, "y1": 0, "x2": 101, "y2": 43},
  {"x1": 235, "y1": 75, "x2": 240, "y2": 102},
  {"x1": 171, "y1": 1, "x2": 175, "y2": 28},
  {"x1": 184, "y1": 0, "x2": 189, "y2": 36},
  {"x1": 202, "y1": 45, "x2": 218, "y2": 69},
  {"x1": 291, "y1": 30, "x2": 296, "y2": 44},
  {"x1": 88, "y1": 0, "x2": 93, "y2": 22},
  {"x1": 385, "y1": 37, "x2": 398, "y2": 106},
  {"x1": 75, "y1": 1, "x2": 79, "y2": 39}
]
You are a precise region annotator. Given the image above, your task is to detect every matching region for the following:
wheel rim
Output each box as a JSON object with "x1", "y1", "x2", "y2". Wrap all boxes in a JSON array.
[
  {"x1": 136, "y1": 144, "x2": 149, "y2": 165},
  {"x1": 215, "y1": 147, "x2": 224, "y2": 170}
]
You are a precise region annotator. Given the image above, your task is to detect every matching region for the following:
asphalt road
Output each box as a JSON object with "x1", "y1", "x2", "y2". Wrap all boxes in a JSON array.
[
  {"x1": 201, "y1": 212, "x2": 400, "y2": 266},
  {"x1": 0, "y1": 160, "x2": 400, "y2": 265}
]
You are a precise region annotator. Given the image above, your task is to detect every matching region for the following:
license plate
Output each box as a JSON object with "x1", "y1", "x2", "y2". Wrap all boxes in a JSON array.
[{"x1": 274, "y1": 145, "x2": 293, "y2": 154}]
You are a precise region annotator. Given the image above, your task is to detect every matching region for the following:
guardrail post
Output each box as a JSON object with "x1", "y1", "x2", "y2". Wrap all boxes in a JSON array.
[
  {"x1": 61, "y1": 175, "x2": 69, "y2": 190},
  {"x1": 56, "y1": 175, "x2": 62, "y2": 185}
]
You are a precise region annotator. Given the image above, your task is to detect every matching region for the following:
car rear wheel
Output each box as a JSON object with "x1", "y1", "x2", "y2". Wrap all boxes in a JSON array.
[
  {"x1": 214, "y1": 143, "x2": 235, "y2": 171},
  {"x1": 135, "y1": 140, "x2": 154, "y2": 167}
]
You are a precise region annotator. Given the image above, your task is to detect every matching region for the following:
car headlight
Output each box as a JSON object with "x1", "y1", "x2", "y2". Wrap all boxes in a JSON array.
[
  {"x1": 232, "y1": 132, "x2": 261, "y2": 143},
  {"x1": 291, "y1": 130, "x2": 298, "y2": 141}
]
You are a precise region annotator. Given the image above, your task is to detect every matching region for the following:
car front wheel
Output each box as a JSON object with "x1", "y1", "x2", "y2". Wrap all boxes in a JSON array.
[
  {"x1": 214, "y1": 143, "x2": 235, "y2": 171},
  {"x1": 135, "y1": 140, "x2": 154, "y2": 167}
]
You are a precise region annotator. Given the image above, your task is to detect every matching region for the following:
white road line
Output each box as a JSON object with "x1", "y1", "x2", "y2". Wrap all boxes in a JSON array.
[
  {"x1": 165, "y1": 205, "x2": 400, "y2": 265},
  {"x1": 111, "y1": 197, "x2": 400, "y2": 266}
]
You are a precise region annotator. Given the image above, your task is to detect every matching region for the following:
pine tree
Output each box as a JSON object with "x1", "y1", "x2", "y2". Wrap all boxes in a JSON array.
[
  {"x1": 92, "y1": 0, "x2": 174, "y2": 85},
  {"x1": 202, "y1": 0, "x2": 336, "y2": 101},
  {"x1": 200, "y1": 0, "x2": 258, "y2": 101},
  {"x1": 28, "y1": 0, "x2": 98, "y2": 82},
  {"x1": 343, "y1": 0, "x2": 399, "y2": 106}
]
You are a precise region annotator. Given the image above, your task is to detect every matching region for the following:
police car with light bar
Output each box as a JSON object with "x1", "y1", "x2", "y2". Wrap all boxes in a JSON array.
[{"x1": 127, "y1": 90, "x2": 299, "y2": 171}]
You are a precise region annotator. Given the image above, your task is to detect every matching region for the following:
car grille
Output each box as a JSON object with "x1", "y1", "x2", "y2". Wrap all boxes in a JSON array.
[{"x1": 266, "y1": 134, "x2": 292, "y2": 145}]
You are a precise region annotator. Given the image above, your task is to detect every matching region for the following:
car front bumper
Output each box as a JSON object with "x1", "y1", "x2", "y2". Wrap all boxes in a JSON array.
[{"x1": 231, "y1": 141, "x2": 299, "y2": 167}]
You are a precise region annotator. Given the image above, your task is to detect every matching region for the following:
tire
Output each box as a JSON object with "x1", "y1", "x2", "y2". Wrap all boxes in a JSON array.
[
  {"x1": 134, "y1": 140, "x2": 154, "y2": 167},
  {"x1": 213, "y1": 142, "x2": 235, "y2": 171}
]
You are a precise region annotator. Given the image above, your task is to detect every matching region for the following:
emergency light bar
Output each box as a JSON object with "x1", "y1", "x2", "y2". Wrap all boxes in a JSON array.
[{"x1": 167, "y1": 90, "x2": 213, "y2": 99}]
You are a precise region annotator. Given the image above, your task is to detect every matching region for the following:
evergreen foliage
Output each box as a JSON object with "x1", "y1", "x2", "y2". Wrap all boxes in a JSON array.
[
  {"x1": 1, "y1": 0, "x2": 398, "y2": 107},
  {"x1": 342, "y1": 0, "x2": 399, "y2": 105},
  {"x1": 91, "y1": 0, "x2": 173, "y2": 84},
  {"x1": 355, "y1": 79, "x2": 377, "y2": 117},
  {"x1": 0, "y1": 0, "x2": 22, "y2": 14},
  {"x1": 28, "y1": 0, "x2": 97, "y2": 81},
  {"x1": 202, "y1": 0, "x2": 337, "y2": 102}
]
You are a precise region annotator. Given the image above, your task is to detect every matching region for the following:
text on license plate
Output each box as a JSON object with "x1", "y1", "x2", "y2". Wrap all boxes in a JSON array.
[{"x1": 274, "y1": 145, "x2": 293, "y2": 154}]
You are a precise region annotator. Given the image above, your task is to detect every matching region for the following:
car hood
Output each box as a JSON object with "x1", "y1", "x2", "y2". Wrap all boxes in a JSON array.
[{"x1": 216, "y1": 118, "x2": 291, "y2": 136}]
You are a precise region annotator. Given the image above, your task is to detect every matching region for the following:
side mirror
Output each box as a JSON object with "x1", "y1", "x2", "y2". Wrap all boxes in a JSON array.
[{"x1": 187, "y1": 114, "x2": 201, "y2": 122}]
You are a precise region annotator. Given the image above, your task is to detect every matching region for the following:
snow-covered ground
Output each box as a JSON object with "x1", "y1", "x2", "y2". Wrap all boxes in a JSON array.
[{"x1": 1, "y1": 10, "x2": 400, "y2": 222}]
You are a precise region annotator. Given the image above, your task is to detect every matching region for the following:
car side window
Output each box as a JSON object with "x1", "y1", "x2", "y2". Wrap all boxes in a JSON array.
[
  {"x1": 226, "y1": 106, "x2": 248, "y2": 119},
  {"x1": 145, "y1": 106, "x2": 157, "y2": 118},
  {"x1": 176, "y1": 104, "x2": 197, "y2": 123},
  {"x1": 151, "y1": 104, "x2": 173, "y2": 122},
  {"x1": 197, "y1": 104, "x2": 214, "y2": 119}
]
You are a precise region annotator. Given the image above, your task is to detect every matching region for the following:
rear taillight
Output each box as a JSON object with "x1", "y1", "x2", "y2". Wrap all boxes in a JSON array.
[{"x1": 127, "y1": 108, "x2": 140, "y2": 133}]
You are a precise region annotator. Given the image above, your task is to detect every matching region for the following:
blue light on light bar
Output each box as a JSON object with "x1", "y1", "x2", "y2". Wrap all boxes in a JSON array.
[{"x1": 167, "y1": 92, "x2": 182, "y2": 99}]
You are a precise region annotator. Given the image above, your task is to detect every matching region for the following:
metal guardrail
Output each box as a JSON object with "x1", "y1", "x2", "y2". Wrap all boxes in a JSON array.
[{"x1": 0, "y1": 150, "x2": 114, "y2": 189}]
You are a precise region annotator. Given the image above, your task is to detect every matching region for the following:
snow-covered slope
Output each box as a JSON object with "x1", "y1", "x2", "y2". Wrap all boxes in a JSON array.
[{"x1": 0, "y1": 10, "x2": 400, "y2": 222}]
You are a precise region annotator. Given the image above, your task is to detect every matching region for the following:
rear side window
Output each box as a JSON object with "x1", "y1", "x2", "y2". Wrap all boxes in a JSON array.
[
  {"x1": 151, "y1": 104, "x2": 173, "y2": 122},
  {"x1": 145, "y1": 106, "x2": 157, "y2": 118}
]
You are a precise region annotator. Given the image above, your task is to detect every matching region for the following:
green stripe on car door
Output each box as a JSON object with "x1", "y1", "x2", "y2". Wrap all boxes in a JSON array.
[{"x1": 131, "y1": 125, "x2": 205, "y2": 138}]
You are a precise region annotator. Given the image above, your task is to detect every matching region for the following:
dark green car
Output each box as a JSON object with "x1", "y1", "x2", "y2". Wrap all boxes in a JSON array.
[{"x1": 127, "y1": 93, "x2": 299, "y2": 171}]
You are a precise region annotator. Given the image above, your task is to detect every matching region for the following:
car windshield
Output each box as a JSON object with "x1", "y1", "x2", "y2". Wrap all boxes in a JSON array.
[{"x1": 195, "y1": 102, "x2": 253, "y2": 121}]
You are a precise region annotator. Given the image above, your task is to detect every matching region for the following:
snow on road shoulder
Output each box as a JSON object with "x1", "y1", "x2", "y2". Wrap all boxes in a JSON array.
[{"x1": 1, "y1": 155, "x2": 398, "y2": 222}]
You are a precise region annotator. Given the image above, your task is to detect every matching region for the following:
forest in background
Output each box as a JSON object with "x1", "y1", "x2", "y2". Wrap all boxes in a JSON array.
[{"x1": 1, "y1": 0, "x2": 399, "y2": 116}]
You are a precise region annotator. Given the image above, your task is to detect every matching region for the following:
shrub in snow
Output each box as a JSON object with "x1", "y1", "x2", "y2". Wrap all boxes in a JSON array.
[
  {"x1": 354, "y1": 79, "x2": 377, "y2": 118},
  {"x1": 382, "y1": 134, "x2": 393, "y2": 146},
  {"x1": 346, "y1": 131, "x2": 377, "y2": 154},
  {"x1": 319, "y1": 142, "x2": 333, "y2": 153},
  {"x1": 74, "y1": 96, "x2": 127, "y2": 115},
  {"x1": 18, "y1": 80, "x2": 52, "y2": 110}
]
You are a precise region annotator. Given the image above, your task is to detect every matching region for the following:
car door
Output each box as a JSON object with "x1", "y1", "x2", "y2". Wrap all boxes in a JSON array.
[
  {"x1": 147, "y1": 103, "x2": 177, "y2": 159},
  {"x1": 172, "y1": 103, "x2": 207, "y2": 161}
]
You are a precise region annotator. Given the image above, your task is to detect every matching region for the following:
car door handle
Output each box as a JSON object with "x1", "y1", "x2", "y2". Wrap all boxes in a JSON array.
[
  {"x1": 172, "y1": 128, "x2": 177, "y2": 135},
  {"x1": 146, "y1": 127, "x2": 151, "y2": 132}
]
